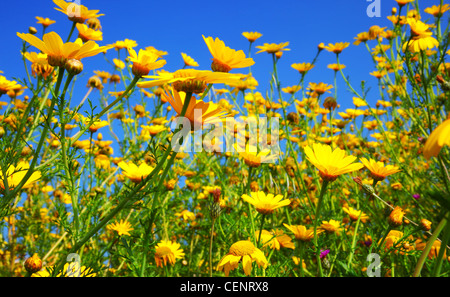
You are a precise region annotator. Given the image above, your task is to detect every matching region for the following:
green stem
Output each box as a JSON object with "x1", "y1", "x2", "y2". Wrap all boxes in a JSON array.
[
  {"x1": 66, "y1": 21, "x2": 76, "y2": 42},
  {"x1": 412, "y1": 212, "x2": 449, "y2": 277},
  {"x1": 376, "y1": 225, "x2": 393, "y2": 254},
  {"x1": 257, "y1": 214, "x2": 266, "y2": 247},
  {"x1": 298, "y1": 241, "x2": 304, "y2": 277},
  {"x1": 313, "y1": 179, "x2": 329, "y2": 277},
  {"x1": 5, "y1": 67, "x2": 65, "y2": 201},
  {"x1": 432, "y1": 218, "x2": 450, "y2": 276},
  {"x1": 209, "y1": 218, "x2": 216, "y2": 277},
  {"x1": 347, "y1": 215, "x2": 362, "y2": 270},
  {"x1": 58, "y1": 72, "x2": 79, "y2": 238}
]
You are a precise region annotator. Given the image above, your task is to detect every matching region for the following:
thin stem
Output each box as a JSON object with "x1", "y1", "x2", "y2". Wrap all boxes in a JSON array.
[
  {"x1": 432, "y1": 218, "x2": 450, "y2": 276},
  {"x1": 209, "y1": 218, "x2": 216, "y2": 277},
  {"x1": 66, "y1": 21, "x2": 76, "y2": 42},
  {"x1": 412, "y1": 212, "x2": 449, "y2": 277},
  {"x1": 257, "y1": 214, "x2": 266, "y2": 247},
  {"x1": 5, "y1": 67, "x2": 65, "y2": 201},
  {"x1": 313, "y1": 179, "x2": 329, "y2": 277}
]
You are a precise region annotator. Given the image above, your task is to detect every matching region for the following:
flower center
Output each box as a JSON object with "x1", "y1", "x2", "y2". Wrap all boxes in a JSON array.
[
  {"x1": 211, "y1": 58, "x2": 232, "y2": 73},
  {"x1": 155, "y1": 246, "x2": 172, "y2": 258},
  {"x1": 229, "y1": 240, "x2": 255, "y2": 256}
]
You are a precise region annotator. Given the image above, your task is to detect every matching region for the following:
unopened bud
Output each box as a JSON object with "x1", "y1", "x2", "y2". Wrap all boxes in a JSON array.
[
  {"x1": 420, "y1": 219, "x2": 432, "y2": 231},
  {"x1": 24, "y1": 253, "x2": 42, "y2": 274},
  {"x1": 65, "y1": 59, "x2": 83, "y2": 75},
  {"x1": 28, "y1": 27, "x2": 38, "y2": 35},
  {"x1": 323, "y1": 96, "x2": 337, "y2": 110},
  {"x1": 388, "y1": 206, "x2": 405, "y2": 227},
  {"x1": 86, "y1": 18, "x2": 102, "y2": 30},
  {"x1": 287, "y1": 112, "x2": 299, "y2": 125},
  {"x1": 87, "y1": 76, "x2": 103, "y2": 90}
]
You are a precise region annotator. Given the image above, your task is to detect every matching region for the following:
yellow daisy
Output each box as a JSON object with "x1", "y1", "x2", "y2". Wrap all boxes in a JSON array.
[
  {"x1": 402, "y1": 18, "x2": 439, "y2": 53},
  {"x1": 0, "y1": 161, "x2": 41, "y2": 192},
  {"x1": 181, "y1": 52, "x2": 199, "y2": 67},
  {"x1": 255, "y1": 42, "x2": 290, "y2": 54},
  {"x1": 203, "y1": 35, "x2": 254, "y2": 72},
  {"x1": 76, "y1": 23, "x2": 103, "y2": 42},
  {"x1": 161, "y1": 87, "x2": 229, "y2": 129},
  {"x1": 35, "y1": 16, "x2": 56, "y2": 28},
  {"x1": 304, "y1": 142, "x2": 364, "y2": 182},
  {"x1": 360, "y1": 157, "x2": 401, "y2": 181},
  {"x1": 233, "y1": 142, "x2": 278, "y2": 168},
  {"x1": 241, "y1": 191, "x2": 290, "y2": 215},
  {"x1": 423, "y1": 118, "x2": 450, "y2": 159},
  {"x1": 137, "y1": 69, "x2": 244, "y2": 94},
  {"x1": 242, "y1": 31, "x2": 263, "y2": 43},
  {"x1": 342, "y1": 206, "x2": 369, "y2": 223},
  {"x1": 154, "y1": 240, "x2": 185, "y2": 267},
  {"x1": 127, "y1": 47, "x2": 166, "y2": 77},
  {"x1": 283, "y1": 223, "x2": 322, "y2": 242},
  {"x1": 217, "y1": 240, "x2": 268, "y2": 276},
  {"x1": 53, "y1": 0, "x2": 104, "y2": 23},
  {"x1": 256, "y1": 229, "x2": 295, "y2": 250},
  {"x1": 118, "y1": 161, "x2": 155, "y2": 183},
  {"x1": 17, "y1": 31, "x2": 112, "y2": 67},
  {"x1": 107, "y1": 219, "x2": 134, "y2": 236}
]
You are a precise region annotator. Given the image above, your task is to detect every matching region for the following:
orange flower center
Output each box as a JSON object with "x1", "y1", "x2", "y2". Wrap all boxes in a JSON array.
[{"x1": 211, "y1": 58, "x2": 232, "y2": 73}]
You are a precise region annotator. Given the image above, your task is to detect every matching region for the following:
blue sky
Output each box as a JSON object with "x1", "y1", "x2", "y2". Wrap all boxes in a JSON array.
[{"x1": 0, "y1": 0, "x2": 407, "y2": 108}]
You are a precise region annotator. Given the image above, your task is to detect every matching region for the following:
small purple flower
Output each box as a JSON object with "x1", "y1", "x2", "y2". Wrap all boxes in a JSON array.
[
  {"x1": 413, "y1": 194, "x2": 421, "y2": 200},
  {"x1": 320, "y1": 249, "x2": 330, "y2": 259}
]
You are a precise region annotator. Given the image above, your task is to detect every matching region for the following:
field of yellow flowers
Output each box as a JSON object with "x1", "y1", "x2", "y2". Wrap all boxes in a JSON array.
[{"x1": 0, "y1": 0, "x2": 449, "y2": 279}]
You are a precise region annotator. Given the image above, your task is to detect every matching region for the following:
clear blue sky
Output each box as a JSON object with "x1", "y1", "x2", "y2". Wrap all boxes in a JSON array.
[{"x1": 0, "y1": 0, "x2": 411, "y2": 108}]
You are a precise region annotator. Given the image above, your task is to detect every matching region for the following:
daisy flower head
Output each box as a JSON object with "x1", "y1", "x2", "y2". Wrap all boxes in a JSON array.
[
  {"x1": 137, "y1": 69, "x2": 244, "y2": 94},
  {"x1": 283, "y1": 223, "x2": 322, "y2": 242},
  {"x1": 53, "y1": 0, "x2": 104, "y2": 23},
  {"x1": 161, "y1": 87, "x2": 229, "y2": 130},
  {"x1": 17, "y1": 31, "x2": 113, "y2": 67},
  {"x1": 0, "y1": 161, "x2": 41, "y2": 192},
  {"x1": 203, "y1": 35, "x2": 254, "y2": 72},
  {"x1": 304, "y1": 142, "x2": 364, "y2": 182},
  {"x1": 118, "y1": 160, "x2": 155, "y2": 183},
  {"x1": 35, "y1": 16, "x2": 56, "y2": 28},
  {"x1": 107, "y1": 219, "x2": 134, "y2": 236},
  {"x1": 241, "y1": 191, "x2": 290, "y2": 215},
  {"x1": 324, "y1": 42, "x2": 350, "y2": 54},
  {"x1": 360, "y1": 157, "x2": 401, "y2": 182},
  {"x1": 423, "y1": 118, "x2": 450, "y2": 159},
  {"x1": 217, "y1": 240, "x2": 268, "y2": 276},
  {"x1": 255, "y1": 42, "x2": 290, "y2": 54},
  {"x1": 242, "y1": 31, "x2": 263, "y2": 43},
  {"x1": 154, "y1": 240, "x2": 185, "y2": 267},
  {"x1": 181, "y1": 52, "x2": 199, "y2": 67},
  {"x1": 127, "y1": 47, "x2": 166, "y2": 77},
  {"x1": 402, "y1": 18, "x2": 439, "y2": 53}
]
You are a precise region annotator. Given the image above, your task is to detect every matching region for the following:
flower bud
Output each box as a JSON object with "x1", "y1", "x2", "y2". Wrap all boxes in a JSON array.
[
  {"x1": 420, "y1": 219, "x2": 432, "y2": 231},
  {"x1": 133, "y1": 105, "x2": 146, "y2": 117},
  {"x1": 287, "y1": 112, "x2": 299, "y2": 125},
  {"x1": 87, "y1": 76, "x2": 103, "y2": 90},
  {"x1": 65, "y1": 59, "x2": 83, "y2": 75},
  {"x1": 109, "y1": 74, "x2": 121, "y2": 84},
  {"x1": 86, "y1": 18, "x2": 102, "y2": 30},
  {"x1": 24, "y1": 253, "x2": 42, "y2": 274},
  {"x1": 250, "y1": 181, "x2": 259, "y2": 192},
  {"x1": 388, "y1": 206, "x2": 405, "y2": 227},
  {"x1": 323, "y1": 96, "x2": 337, "y2": 110},
  {"x1": 28, "y1": 27, "x2": 38, "y2": 35}
]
